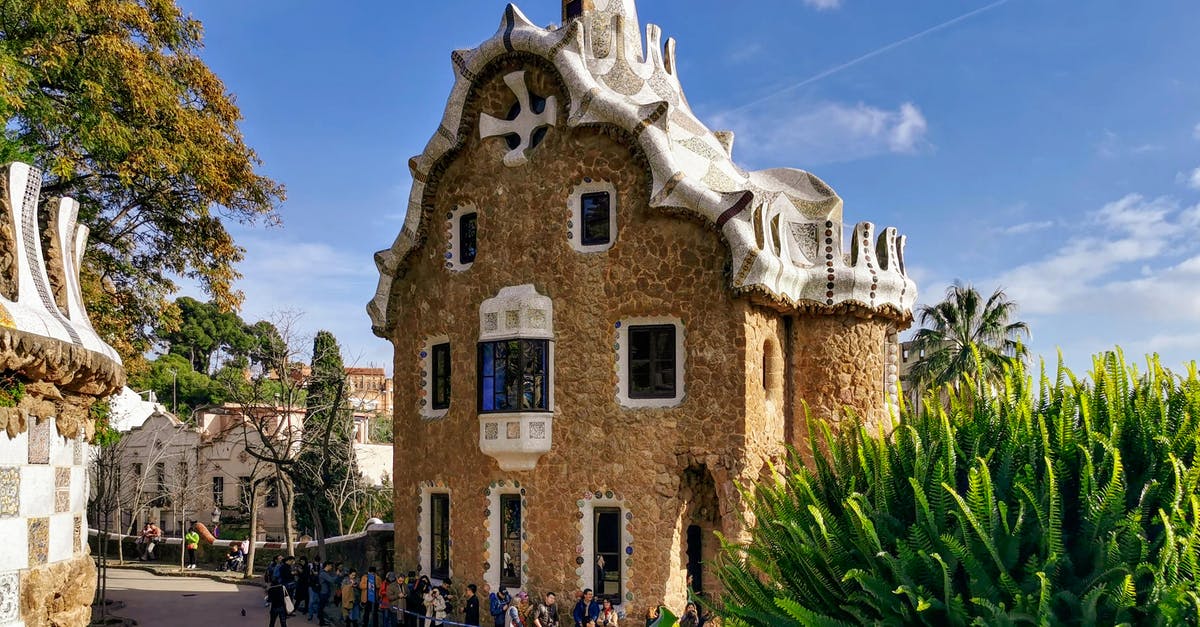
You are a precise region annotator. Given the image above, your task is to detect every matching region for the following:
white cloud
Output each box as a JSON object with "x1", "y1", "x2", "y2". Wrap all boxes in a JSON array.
[
  {"x1": 988, "y1": 194, "x2": 1184, "y2": 316},
  {"x1": 709, "y1": 100, "x2": 930, "y2": 166},
  {"x1": 1181, "y1": 167, "x2": 1200, "y2": 190},
  {"x1": 997, "y1": 220, "x2": 1054, "y2": 235},
  {"x1": 802, "y1": 0, "x2": 842, "y2": 9}
]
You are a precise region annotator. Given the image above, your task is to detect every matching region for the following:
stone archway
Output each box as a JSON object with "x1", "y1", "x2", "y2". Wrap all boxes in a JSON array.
[{"x1": 670, "y1": 463, "x2": 722, "y2": 604}]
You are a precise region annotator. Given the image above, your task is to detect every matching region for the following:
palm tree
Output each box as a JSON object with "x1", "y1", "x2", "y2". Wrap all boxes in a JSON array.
[{"x1": 908, "y1": 282, "x2": 1030, "y2": 392}]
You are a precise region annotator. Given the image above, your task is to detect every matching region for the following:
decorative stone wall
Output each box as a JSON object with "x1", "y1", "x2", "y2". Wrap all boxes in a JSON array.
[
  {"x1": 0, "y1": 162, "x2": 124, "y2": 627},
  {"x1": 373, "y1": 0, "x2": 915, "y2": 618}
]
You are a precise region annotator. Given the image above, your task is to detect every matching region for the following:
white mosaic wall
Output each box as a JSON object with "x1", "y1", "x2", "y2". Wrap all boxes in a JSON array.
[{"x1": 0, "y1": 414, "x2": 88, "y2": 627}]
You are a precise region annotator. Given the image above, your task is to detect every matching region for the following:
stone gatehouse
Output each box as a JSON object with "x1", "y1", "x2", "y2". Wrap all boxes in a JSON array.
[{"x1": 367, "y1": 0, "x2": 917, "y2": 616}]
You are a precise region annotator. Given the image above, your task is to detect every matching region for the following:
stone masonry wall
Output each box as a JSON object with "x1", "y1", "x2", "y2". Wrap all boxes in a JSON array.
[
  {"x1": 388, "y1": 57, "x2": 765, "y2": 617},
  {"x1": 18, "y1": 554, "x2": 93, "y2": 627},
  {"x1": 789, "y1": 312, "x2": 891, "y2": 464}
]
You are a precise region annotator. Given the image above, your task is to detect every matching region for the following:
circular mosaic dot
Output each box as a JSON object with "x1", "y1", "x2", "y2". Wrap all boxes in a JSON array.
[
  {"x1": 826, "y1": 282, "x2": 834, "y2": 289},
  {"x1": 445, "y1": 252, "x2": 453, "y2": 259},
  {"x1": 826, "y1": 254, "x2": 833, "y2": 260},
  {"x1": 625, "y1": 546, "x2": 633, "y2": 555},
  {"x1": 825, "y1": 220, "x2": 833, "y2": 228},
  {"x1": 420, "y1": 351, "x2": 428, "y2": 359},
  {"x1": 614, "y1": 321, "x2": 621, "y2": 328},
  {"x1": 605, "y1": 490, "x2": 614, "y2": 499},
  {"x1": 483, "y1": 561, "x2": 491, "y2": 571},
  {"x1": 584, "y1": 492, "x2": 592, "y2": 500},
  {"x1": 576, "y1": 556, "x2": 585, "y2": 565},
  {"x1": 594, "y1": 491, "x2": 603, "y2": 499},
  {"x1": 484, "y1": 488, "x2": 491, "y2": 496},
  {"x1": 483, "y1": 541, "x2": 489, "y2": 550},
  {"x1": 514, "y1": 481, "x2": 521, "y2": 488},
  {"x1": 520, "y1": 488, "x2": 526, "y2": 495},
  {"x1": 484, "y1": 509, "x2": 491, "y2": 517},
  {"x1": 567, "y1": 220, "x2": 573, "y2": 228},
  {"x1": 625, "y1": 558, "x2": 633, "y2": 567},
  {"x1": 870, "y1": 292, "x2": 876, "y2": 298},
  {"x1": 576, "y1": 511, "x2": 584, "y2": 519},
  {"x1": 826, "y1": 299, "x2": 834, "y2": 305},
  {"x1": 567, "y1": 231, "x2": 573, "y2": 239},
  {"x1": 625, "y1": 512, "x2": 632, "y2": 521},
  {"x1": 577, "y1": 500, "x2": 584, "y2": 507},
  {"x1": 584, "y1": 177, "x2": 593, "y2": 183},
  {"x1": 826, "y1": 291, "x2": 834, "y2": 298}
]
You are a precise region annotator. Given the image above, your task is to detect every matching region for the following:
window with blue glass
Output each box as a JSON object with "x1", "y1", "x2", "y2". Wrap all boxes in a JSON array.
[{"x1": 478, "y1": 339, "x2": 549, "y2": 412}]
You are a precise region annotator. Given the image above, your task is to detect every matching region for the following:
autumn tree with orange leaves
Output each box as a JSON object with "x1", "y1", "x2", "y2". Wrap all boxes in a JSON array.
[{"x1": 0, "y1": 0, "x2": 284, "y2": 368}]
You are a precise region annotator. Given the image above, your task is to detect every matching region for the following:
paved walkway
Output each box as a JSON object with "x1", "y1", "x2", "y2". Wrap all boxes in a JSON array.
[{"x1": 99, "y1": 568, "x2": 278, "y2": 627}]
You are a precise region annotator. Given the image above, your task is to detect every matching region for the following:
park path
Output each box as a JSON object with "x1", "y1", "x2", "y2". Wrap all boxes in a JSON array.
[{"x1": 99, "y1": 568, "x2": 273, "y2": 626}]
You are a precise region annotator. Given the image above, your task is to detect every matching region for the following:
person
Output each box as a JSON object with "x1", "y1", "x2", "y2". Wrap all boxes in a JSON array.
[
  {"x1": 267, "y1": 581, "x2": 291, "y2": 627},
  {"x1": 411, "y1": 576, "x2": 431, "y2": 627},
  {"x1": 425, "y1": 586, "x2": 447, "y2": 627},
  {"x1": 533, "y1": 592, "x2": 558, "y2": 627},
  {"x1": 404, "y1": 572, "x2": 422, "y2": 627},
  {"x1": 571, "y1": 590, "x2": 599, "y2": 627},
  {"x1": 342, "y1": 570, "x2": 360, "y2": 627},
  {"x1": 643, "y1": 607, "x2": 659, "y2": 627},
  {"x1": 295, "y1": 558, "x2": 310, "y2": 613},
  {"x1": 438, "y1": 581, "x2": 455, "y2": 619},
  {"x1": 380, "y1": 572, "x2": 397, "y2": 627},
  {"x1": 504, "y1": 595, "x2": 524, "y2": 627},
  {"x1": 184, "y1": 524, "x2": 200, "y2": 569},
  {"x1": 140, "y1": 522, "x2": 161, "y2": 561},
  {"x1": 489, "y1": 585, "x2": 509, "y2": 627},
  {"x1": 677, "y1": 602, "x2": 699, "y2": 627},
  {"x1": 265, "y1": 555, "x2": 283, "y2": 584},
  {"x1": 278, "y1": 556, "x2": 297, "y2": 603},
  {"x1": 360, "y1": 566, "x2": 382, "y2": 627},
  {"x1": 388, "y1": 573, "x2": 406, "y2": 627},
  {"x1": 317, "y1": 561, "x2": 339, "y2": 627},
  {"x1": 596, "y1": 599, "x2": 618, "y2": 627},
  {"x1": 464, "y1": 584, "x2": 481, "y2": 626},
  {"x1": 222, "y1": 544, "x2": 241, "y2": 571}
]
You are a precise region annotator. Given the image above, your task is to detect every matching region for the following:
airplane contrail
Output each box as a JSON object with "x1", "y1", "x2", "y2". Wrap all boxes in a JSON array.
[{"x1": 727, "y1": 0, "x2": 1013, "y2": 114}]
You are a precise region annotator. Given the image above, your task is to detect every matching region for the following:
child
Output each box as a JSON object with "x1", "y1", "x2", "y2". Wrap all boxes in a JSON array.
[{"x1": 342, "y1": 570, "x2": 360, "y2": 627}]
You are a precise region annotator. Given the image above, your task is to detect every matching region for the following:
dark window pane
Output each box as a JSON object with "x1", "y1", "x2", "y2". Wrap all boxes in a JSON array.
[
  {"x1": 628, "y1": 325, "x2": 677, "y2": 399},
  {"x1": 460, "y1": 213, "x2": 477, "y2": 264},
  {"x1": 431, "y1": 494, "x2": 450, "y2": 579},
  {"x1": 500, "y1": 495, "x2": 522, "y2": 588},
  {"x1": 594, "y1": 508, "x2": 622, "y2": 604},
  {"x1": 432, "y1": 343, "x2": 451, "y2": 410},
  {"x1": 581, "y1": 192, "x2": 611, "y2": 246}
]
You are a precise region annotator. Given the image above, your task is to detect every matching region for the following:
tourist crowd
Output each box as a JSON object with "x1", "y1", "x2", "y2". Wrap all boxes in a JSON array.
[{"x1": 259, "y1": 555, "x2": 711, "y2": 627}]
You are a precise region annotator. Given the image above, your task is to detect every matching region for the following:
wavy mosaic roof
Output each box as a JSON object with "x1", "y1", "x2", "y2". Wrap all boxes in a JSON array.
[{"x1": 369, "y1": 0, "x2": 917, "y2": 337}]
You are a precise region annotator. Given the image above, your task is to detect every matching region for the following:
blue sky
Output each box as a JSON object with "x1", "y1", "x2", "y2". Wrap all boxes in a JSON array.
[{"x1": 179, "y1": 0, "x2": 1200, "y2": 376}]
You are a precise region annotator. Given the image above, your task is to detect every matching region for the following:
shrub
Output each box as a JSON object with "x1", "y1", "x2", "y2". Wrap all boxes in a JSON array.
[{"x1": 716, "y1": 351, "x2": 1200, "y2": 626}]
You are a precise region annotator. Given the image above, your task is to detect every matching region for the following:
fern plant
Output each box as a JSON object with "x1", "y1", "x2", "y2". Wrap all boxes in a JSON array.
[{"x1": 716, "y1": 350, "x2": 1200, "y2": 626}]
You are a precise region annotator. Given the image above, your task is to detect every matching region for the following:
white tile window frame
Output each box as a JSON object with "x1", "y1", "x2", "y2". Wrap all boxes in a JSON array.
[
  {"x1": 615, "y1": 316, "x2": 686, "y2": 409},
  {"x1": 419, "y1": 335, "x2": 451, "y2": 420},
  {"x1": 484, "y1": 481, "x2": 528, "y2": 593},
  {"x1": 578, "y1": 494, "x2": 633, "y2": 606},
  {"x1": 567, "y1": 180, "x2": 617, "y2": 253},
  {"x1": 445, "y1": 204, "x2": 477, "y2": 272},
  {"x1": 418, "y1": 482, "x2": 452, "y2": 585}
]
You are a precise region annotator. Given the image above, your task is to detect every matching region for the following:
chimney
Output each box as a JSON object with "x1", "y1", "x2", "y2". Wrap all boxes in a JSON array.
[{"x1": 562, "y1": 0, "x2": 593, "y2": 21}]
